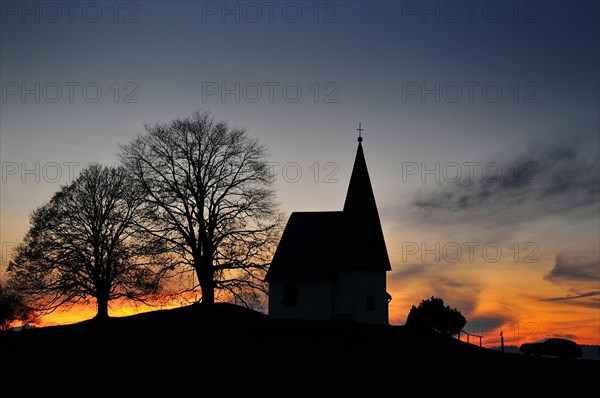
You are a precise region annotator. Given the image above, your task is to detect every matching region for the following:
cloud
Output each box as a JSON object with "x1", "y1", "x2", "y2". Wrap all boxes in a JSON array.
[
  {"x1": 550, "y1": 333, "x2": 577, "y2": 339},
  {"x1": 443, "y1": 279, "x2": 463, "y2": 288},
  {"x1": 540, "y1": 262, "x2": 600, "y2": 309},
  {"x1": 389, "y1": 263, "x2": 484, "y2": 315},
  {"x1": 542, "y1": 256, "x2": 599, "y2": 308},
  {"x1": 544, "y1": 256, "x2": 599, "y2": 283},
  {"x1": 428, "y1": 277, "x2": 483, "y2": 315},
  {"x1": 540, "y1": 288, "x2": 600, "y2": 309},
  {"x1": 411, "y1": 141, "x2": 599, "y2": 225},
  {"x1": 465, "y1": 315, "x2": 513, "y2": 330},
  {"x1": 541, "y1": 291, "x2": 600, "y2": 301},
  {"x1": 389, "y1": 263, "x2": 430, "y2": 281},
  {"x1": 463, "y1": 315, "x2": 515, "y2": 340}
]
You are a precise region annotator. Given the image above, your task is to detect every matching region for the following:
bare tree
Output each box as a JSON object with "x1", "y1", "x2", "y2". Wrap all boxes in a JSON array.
[
  {"x1": 8, "y1": 164, "x2": 166, "y2": 320},
  {"x1": 119, "y1": 111, "x2": 282, "y2": 306}
]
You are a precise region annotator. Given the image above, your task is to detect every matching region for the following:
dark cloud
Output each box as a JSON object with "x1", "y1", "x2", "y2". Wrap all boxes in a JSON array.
[
  {"x1": 544, "y1": 256, "x2": 599, "y2": 283},
  {"x1": 443, "y1": 280, "x2": 463, "y2": 288},
  {"x1": 388, "y1": 264, "x2": 430, "y2": 291},
  {"x1": 389, "y1": 264, "x2": 430, "y2": 281},
  {"x1": 429, "y1": 278, "x2": 483, "y2": 315},
  {"x1": 464, "y1": 315, "x2": 515, "y2": 341},
  {"x1": 550, "y1": 333, "x2": 577, "y2": 339},
  {"x1": 541, "y1": 291, "x2": 600, "y2": 301},
  {"x1": 390, "y1": 263, "x2": 484, "y2": 315},
  {"x1": 411, "y1": 141, "x2": 599, "y2": 225},
  {"x1": 540, "y1": 288, "x2": 600, "y2": 309},
  {"x1": 467, "y1": 315, "x2": 514, "y2": 333}
]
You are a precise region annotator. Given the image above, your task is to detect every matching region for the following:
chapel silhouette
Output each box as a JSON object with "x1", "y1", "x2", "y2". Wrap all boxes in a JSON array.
[{"x1": 266, "y1": 125, "x2": 391, "y2": 324}]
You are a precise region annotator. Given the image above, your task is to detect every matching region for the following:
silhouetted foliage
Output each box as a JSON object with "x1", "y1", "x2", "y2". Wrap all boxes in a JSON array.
[
  {"x1": 405, "y1": 296, "x2": 467, "y2": 336},
  {"x1": 8, "y1": 164, "x2": 167, "y2": 320},
  {"x1": 119, "y1": 111, "x2": 282, "y2": 307},
  {"x1": 0, "y1": 276, "x2": 36, "y2": 329}
]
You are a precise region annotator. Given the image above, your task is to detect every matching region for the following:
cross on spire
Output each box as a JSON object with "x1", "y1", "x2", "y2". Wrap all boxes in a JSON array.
[{"x1": 357, "y1": 122, "x2": 363, "y2": 142}]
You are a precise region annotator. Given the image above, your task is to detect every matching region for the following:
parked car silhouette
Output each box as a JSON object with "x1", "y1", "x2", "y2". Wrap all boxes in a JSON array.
[{"x1": 520, "y1": 338, "x2": 583, "y2": 359}]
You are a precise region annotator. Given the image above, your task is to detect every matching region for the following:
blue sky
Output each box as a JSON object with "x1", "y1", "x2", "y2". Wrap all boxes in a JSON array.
[{"x1": 1, "y1": 1, "x2": 598, "y2": 342}]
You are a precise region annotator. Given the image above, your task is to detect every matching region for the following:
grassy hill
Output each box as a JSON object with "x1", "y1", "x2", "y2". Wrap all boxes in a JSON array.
[{"x1": 2, "y1": 303, "x2": 597, "y2": 391}]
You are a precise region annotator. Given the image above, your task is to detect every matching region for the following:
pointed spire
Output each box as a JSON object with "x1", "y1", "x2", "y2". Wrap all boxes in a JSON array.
[{"x1": 341, "y1": 126, "x2": 391, "y2": 271}]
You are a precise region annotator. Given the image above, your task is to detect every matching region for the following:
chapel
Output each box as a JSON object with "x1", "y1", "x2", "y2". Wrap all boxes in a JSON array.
[{"x1": 266, "y1": 127, "x2": 391, "y2": 324}]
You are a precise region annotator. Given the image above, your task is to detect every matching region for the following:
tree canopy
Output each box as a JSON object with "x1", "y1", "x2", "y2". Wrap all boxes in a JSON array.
[
  {"x1": 405, "y1": 296, "x2": 467, "y2": 336},
  {"x1": 119, "y1": 111, "x2": 282, "y2": 307},
  {"x1": 0, "y1": 276, "x2": 36, "y2": 329},
  {"x1": 8, "y1": 164, "x2": 166, "y2": 319}
]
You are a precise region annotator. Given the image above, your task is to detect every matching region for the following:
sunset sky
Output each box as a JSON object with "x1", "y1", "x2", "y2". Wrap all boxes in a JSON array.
[{"x1": 1, "y1": 1, "x2": 598, "y2": 347}]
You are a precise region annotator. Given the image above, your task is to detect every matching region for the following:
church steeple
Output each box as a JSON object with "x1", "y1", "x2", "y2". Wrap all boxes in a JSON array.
[
  {"x1": 357, "y1": 122, "x2": 364, "y2": 143},
  {"x1": 341, "y1": 125, "x2": 391, "y2": 271}
]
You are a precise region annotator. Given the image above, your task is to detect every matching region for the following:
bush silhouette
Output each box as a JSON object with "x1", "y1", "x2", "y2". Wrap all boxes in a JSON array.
[{"x1": 405, "y1": 297, "x2": 466, "y2": 336}]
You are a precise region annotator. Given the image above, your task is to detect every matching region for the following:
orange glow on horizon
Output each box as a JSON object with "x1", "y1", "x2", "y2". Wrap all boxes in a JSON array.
[
  {"x1": 7, "y1": 243, "x2": 597, "y2": 349},
  {"x1": 35, "y1": 291, "x2": 203, "y2": 327},
  {"x1": 29, "y1": 276, "x2": 599, "y2": 350}
]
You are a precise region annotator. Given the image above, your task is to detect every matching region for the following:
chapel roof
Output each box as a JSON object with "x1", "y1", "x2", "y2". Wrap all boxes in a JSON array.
[{"x1": 266, "y1": 135, "x2": 391, "y2": 281}]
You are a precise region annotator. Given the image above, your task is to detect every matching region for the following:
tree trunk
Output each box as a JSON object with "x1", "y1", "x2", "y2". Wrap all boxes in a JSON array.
[
  {"x1": 197, "y1": 263, "x2": 215, "y2": 305},
  {"x1": 95, "y1": 295, "x2": 109, "y2": 320}
]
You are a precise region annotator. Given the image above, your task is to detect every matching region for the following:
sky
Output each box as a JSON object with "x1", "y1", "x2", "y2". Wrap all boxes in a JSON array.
[{"x1": 1, "y1": 1, "x2": 598, "y2": 347}]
